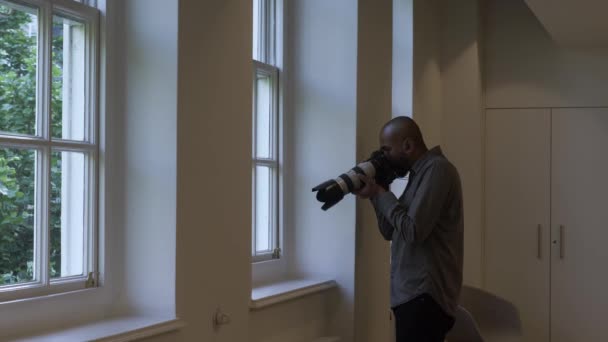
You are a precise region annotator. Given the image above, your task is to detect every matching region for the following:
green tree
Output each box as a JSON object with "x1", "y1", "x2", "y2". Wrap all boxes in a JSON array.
[{"x1": 0, "y1": 4, "x2": 65, "y2": 285}]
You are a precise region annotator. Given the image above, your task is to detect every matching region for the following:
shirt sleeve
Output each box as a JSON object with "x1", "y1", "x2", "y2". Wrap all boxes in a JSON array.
[
  {"x1": 370, "y1": 196, "x2": 394, "y2": 241},
  {"x1": 373, "y1": 161, "x2": 453, "y2": 243}
]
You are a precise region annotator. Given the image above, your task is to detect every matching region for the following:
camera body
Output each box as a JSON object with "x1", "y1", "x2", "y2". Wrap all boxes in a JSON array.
[{"x1": 312, "y1": 150, "x2": 398, "y2": 210}]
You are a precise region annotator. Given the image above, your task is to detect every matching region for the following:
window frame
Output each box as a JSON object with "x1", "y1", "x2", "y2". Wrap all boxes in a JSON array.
[
  {"x1": 252, "y1": 61, "x2": 279, "y2": 263},
  {"x1": 0, "y1": 0, "x2": 99, "y2": 303},
  {"x1": 252, "y1": 0, "x2": 283, "y2": 263},
  {"x1": 253, "y1": 0, "x2": 275, "y2": 66}
]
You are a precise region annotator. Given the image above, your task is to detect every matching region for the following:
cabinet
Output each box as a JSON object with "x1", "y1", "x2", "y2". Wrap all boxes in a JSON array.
[{"x1": 485, "y1": 108, "x2": 608, "y2": 342}]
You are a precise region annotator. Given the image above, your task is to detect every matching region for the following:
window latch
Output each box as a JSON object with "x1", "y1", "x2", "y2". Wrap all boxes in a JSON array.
[
  {"x1": 272, "y1": 247, "x2": 281, "y2": 259},
  {"x1": 85, "y1": 272, "x2": 97, "y2": 288}
]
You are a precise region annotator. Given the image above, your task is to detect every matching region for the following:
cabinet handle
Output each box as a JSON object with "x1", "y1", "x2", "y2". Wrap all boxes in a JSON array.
[
  {"x1": 560, "y1": 225, "x2": 565, "y2": 259},
  {"x1": 537, "y1": 224, "x2": 542, "y2": 259}
]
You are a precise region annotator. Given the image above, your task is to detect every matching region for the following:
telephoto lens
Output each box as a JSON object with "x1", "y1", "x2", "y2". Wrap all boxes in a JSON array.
[{"x1": 312, "y1": 150, "x2": 398, "y2": 210}]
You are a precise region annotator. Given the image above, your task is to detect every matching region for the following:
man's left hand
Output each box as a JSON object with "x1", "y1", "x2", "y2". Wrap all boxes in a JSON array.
[{"x1": 354, "y1": 175, "x2": 387, "y2": 199}]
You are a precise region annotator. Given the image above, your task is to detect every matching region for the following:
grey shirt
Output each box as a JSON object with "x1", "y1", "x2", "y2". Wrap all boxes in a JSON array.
[{"x1": 371, "y1": 146, "x2": 463, "y2": 316}]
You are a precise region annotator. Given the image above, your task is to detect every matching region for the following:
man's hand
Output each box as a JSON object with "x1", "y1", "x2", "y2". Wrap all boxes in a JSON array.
[{"x1": 354, "y1": 174, "x2": 387, "y2": 199}]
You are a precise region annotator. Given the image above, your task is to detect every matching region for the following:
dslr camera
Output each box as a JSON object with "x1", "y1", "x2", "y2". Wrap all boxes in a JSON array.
[{"x1": 312, "y1": 150, "x2": 398, "y2": 210}]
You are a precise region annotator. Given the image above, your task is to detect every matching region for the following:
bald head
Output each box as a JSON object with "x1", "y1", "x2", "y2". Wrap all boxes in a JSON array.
[
  {"x1": 378, "y1": 116, "x2": 427, "y2": 176},
  {"x1": 381, "y1": 116, "x2": 425, "y2": 147}
]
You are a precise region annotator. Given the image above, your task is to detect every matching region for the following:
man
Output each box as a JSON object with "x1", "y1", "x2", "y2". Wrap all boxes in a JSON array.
[{"x1": 355, "y1": 116, "x2": 463, "y2": 342}]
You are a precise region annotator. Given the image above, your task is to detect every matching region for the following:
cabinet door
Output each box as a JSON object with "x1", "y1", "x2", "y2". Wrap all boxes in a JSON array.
[
  {"x1": 485, "y1": 109, "x2": 551, "y2": 342},
  {"x1": 551, "y1": 108, "x2": 608, "y2": 342}
]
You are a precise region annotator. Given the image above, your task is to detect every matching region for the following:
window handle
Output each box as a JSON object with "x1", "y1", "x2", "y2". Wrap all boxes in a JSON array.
[{"x1": 272, "y1": 247, "x2": 281, "y2": 259}]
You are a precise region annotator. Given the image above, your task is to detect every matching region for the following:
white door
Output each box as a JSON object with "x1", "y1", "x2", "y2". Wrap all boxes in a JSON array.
[
  {"x1": 485, "y1": 109, "x2": 551, "y2": 342},
  {"x1": 551, "y1": 108, "x2": 608, "y2": 342}
]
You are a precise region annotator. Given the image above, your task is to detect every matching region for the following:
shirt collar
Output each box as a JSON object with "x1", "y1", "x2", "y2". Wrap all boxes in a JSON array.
[{"x1": 410, "y1": 146, "x2": 443, "y2": 176}]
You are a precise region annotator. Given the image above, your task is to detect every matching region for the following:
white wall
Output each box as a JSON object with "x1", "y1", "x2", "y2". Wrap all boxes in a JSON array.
[
  {"x1": 176, "y1": 0, "x2": 254, "y2": 339},
  {"x1": 354, "y1": 0, "x2": 393, "y2": 341},
  {"x1": 412, "y1": 0, "x2": 484, "y2": 287},
  {"x1": 486, "y1": 0, "x2": 608, "y2": 108},
  {"x1": 122, "y1": 0, "x2": 360, "y2": 340},
  {"x1": 104, "y1": 0, "x2": 498, "y2": 341},
  {"x1": 158, "y1": 0, "x2": 253, "y2": 341},
  {"x1": 250, "y1": 293, "x2": 329, "y2": 342},
  {"x1": 114, "y1": 0, "x2": 178, "y2": 316},
  {"x1": 393, "y1": 0, "x2": 413, "y2": 117},
  {"x1": 112, "y1": 1, "x2": 608, "y2": 340},
  {"x1": 287, "y1": 0, "x2": 358, "y2": 340},
  {"x1": 390, "y1": 0, "x2": 414, "y2": 200},
  {"x1": 412, "y1": 0, "x2": 443, "y2": 148},
  {"x1": 438, "y1": 0, "x2": 484, "y2": 288},
  {"x1": 99, "y1": 1, "x2": 486, "y2": 341}
]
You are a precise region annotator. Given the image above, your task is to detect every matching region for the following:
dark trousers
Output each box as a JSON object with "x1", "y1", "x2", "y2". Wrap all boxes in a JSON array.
[{"x1": 392, "y1": 294, "x2": 455, "y2": 342}]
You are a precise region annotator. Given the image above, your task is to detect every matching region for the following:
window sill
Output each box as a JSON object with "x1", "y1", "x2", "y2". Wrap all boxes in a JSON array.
[
  {"x1": 11, "y1": 315, "x2": 184, "y2": 342},
  {"x1": 250, "y1": 278, "x2": 337, "y2": 310}
]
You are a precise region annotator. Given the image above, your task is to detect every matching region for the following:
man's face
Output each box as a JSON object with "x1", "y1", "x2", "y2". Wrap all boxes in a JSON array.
[{"x1": 379, "y1": 129, "x2": 412, "y2": 177}]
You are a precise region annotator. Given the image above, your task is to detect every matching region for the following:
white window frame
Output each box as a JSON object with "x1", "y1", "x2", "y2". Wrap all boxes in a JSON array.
[
  {"x1": 253, "y1": 0, "x2": 275, "y2": 66},
  {"x1": 0, "y1": 0, "x2": 99, "y2": 302},
  {"x1": 252, "y1": 0, "x2": 282, "y2": 263}
]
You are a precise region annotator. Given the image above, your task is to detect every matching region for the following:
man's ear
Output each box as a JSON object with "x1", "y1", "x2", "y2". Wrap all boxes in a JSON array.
[{"x1": 402, "y1": 137, "x2": 411, "y2": 152}]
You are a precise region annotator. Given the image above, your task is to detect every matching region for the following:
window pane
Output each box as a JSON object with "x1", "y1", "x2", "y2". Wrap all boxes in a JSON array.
[
  {"x1": 0, "y1": 3, "x2": 38, "y2": 136},
  {"x1": 50, "y1": 151, "x2": 85, "y2": 278},
  {"x1": 255, "y1": 165, "x2": 273, "y2": 253},
  {"x1": 252, "y1": 0, "x2": 259, "y2": 60},
  {"x1": 0, "y1": 147, "x2": 36, "y2": 285},
  {"x1": 52, "y1": 14, "x2": 86, "y2": 141},
  {"x1": 255, "y1": 73, "x2": 272, "y2": 159}
]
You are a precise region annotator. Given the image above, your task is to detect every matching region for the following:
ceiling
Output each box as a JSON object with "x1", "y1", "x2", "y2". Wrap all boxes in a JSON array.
[{"x1": 524, "y1": 0, "x2": 608, "y2": 47}]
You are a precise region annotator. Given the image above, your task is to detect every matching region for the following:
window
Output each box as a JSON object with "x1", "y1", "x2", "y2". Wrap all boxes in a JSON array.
[
  {"x1": 0, "y1": 0, "x2": 99, "y2": 302},
  {"x1": 252, "y1": 0, "x2": 281, "y2": 262}
]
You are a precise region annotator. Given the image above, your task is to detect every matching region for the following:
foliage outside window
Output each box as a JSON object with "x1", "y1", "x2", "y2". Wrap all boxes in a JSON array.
[{"x1": 0, "y1": 0, "x2": 99, "y2": 300}]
